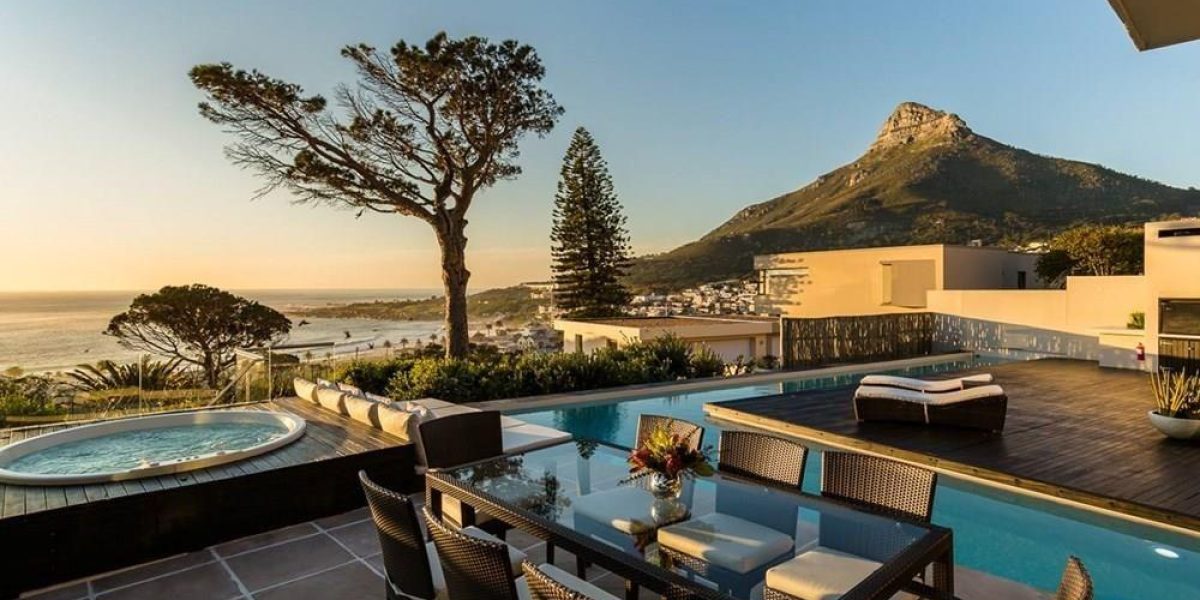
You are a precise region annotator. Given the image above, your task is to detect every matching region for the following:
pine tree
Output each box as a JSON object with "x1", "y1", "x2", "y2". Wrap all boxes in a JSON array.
[{"x1": 551, "y1": 127, "x2": 633, "y2": 318}]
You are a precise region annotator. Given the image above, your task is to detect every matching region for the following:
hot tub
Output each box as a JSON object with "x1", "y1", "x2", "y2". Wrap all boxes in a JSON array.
[{"x1": 0, "y1": 410, "x2": 306, "y2": 486}]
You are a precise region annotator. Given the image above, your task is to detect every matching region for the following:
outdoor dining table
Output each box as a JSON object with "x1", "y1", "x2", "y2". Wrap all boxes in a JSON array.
[{"x1": 424, "y1": 439, "x2": 955, "y2": 600}]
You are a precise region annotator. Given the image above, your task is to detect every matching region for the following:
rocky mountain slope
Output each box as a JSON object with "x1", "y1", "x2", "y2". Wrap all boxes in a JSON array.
[{"x1": 627, "y1": 102, "x2": 1200, "y2": 290}]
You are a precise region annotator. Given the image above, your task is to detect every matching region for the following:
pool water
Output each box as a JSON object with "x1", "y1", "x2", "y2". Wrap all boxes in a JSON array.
[
  {"x1": 5, "y1": 423, "x2": 287, "y2": 475},
  {"x1": 514, "y1": 357, "x2": 1200, "y2": 599}
]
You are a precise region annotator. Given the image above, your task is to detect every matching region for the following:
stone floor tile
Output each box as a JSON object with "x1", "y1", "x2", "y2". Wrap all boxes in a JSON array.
[
  {"x1": 253, "y1": 562, "x2": 382, "y2": 600},
  {"x1": 213, "y1": 523, "x2": 319, "y2": 558},
  {"x1": 224, "y1": 535, "x2": 353, "y2": 592},
  {"x1": 96, "y1": 563, "x2": 240, "y2": 600}
]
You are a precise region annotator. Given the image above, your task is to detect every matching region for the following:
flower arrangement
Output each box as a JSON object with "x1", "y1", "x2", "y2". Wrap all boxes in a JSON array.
[{"x1": 628, "y1": 422, "x2": 715, "y2": 481}]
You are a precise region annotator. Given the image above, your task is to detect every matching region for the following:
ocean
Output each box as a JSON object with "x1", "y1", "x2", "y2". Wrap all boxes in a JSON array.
[{"x1": 0, "y1": 289, "x2": 446, "y2": 373}]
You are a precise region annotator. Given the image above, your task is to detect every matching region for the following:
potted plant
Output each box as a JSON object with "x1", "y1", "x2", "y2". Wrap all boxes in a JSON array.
[
  {"x1": 627, "y1": 422, "x2": 715, "y2": 499},
  {"x1": 1149, "y1": 369, "x2": 1200, "y2": 440}
]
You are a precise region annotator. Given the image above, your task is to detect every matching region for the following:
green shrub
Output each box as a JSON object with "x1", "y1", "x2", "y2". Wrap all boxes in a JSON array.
[
  {"x1": 384, "y1": 334, "x2": 725, "y2": 403},
  {"x1": 0, "y1": 375, "x2": 68, "y2": 418},
  {"x1": 331, "y1": 358, "x2": 417, "y2": 395}
]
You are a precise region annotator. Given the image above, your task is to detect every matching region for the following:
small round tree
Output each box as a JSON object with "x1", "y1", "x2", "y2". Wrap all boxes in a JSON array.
[{"x1": 104, "y1": 285, "x2": 291, "y2": 387}]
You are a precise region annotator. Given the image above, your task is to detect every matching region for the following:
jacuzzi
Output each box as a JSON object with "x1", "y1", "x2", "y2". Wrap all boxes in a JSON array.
[{"x1": 0, "y1": 410, "x2": 306, "y2": 486}]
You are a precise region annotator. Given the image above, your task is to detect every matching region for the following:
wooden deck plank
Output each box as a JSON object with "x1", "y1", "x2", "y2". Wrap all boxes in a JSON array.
[{"x1": 708, "y1": 358, "x2": 1200, "y2": 530}]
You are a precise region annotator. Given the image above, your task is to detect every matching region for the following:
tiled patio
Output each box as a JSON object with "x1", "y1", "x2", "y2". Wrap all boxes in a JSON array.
[{"x1": 23, "y1": 497, "x2": 1047, "y2": 600}]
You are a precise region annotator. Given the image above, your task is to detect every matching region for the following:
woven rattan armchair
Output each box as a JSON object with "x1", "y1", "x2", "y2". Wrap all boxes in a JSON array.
[
  {"x1": 358, "y1": 471, "x2": 438, "y2": 600},
  {"x1": 1056, "y1": 556, "x2": 1094, "y2": 600},
  {"x1": 423, "y1": 505, "x2": 522, "y2": 600},
  {"x1": 821, "y1": 451, "x2": 937, "y2": 523},
  {"x1": 718, "y1": 430, "x2": 808, "y2": 489},
  {"x1": 636, "y1": 414, "x2": 705, "y2": 451},
  {"x1": 418, "y1": 410, "x2": 504, "y2": 469},
  {"x1": 521, "y1": 561, "x2": 620, "y2": 600}
]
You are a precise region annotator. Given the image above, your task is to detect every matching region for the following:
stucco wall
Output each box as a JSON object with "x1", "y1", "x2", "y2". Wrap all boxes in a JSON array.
[{"x1": 942, "y1": 246, "x2": 1043, "y2": 290}]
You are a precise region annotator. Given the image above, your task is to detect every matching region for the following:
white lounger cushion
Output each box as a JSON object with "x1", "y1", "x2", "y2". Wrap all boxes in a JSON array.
[
  {"x1": 573, "y1": 487, "x2": 660, "y2": 534},
  {"x1": 315, "y1": 387, "x2": 348, "y2": 415},
  {"x1": 503, "y1": 423, "x2": 573, "y2": 454},
  {"x1": 293, "y1": 378, "x2": 319, "y2": 403},
  {"x1": 375, "y1": 403, "x2": 417, "y2": 443},
  {"x1": 343, "y1": 394, "x2": 380, "y2": 428},
  {"x1": 859, "y1": 373, "x2": 992, "y2": 393},
  {"x1": 766, "y1": 546, "x2": 882, "y2": 600},
  {"x1": 519, "y1": 564, "x2": 620, "y2": 600},
  {"x1": 855, "y1": 384, "x2": 1005, "y2": 407},
  {"x1": 657, "y1": 512, "x2": 794, "y2": 574},
  {"x1": 423, "y1": 526, "x2": 527, "y2": 596}
]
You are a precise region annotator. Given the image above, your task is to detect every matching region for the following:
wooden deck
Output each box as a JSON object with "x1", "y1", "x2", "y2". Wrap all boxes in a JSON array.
[
  {"x1": 0, "y1": 397, "x2": 417, "y2": 597},
  {"x1": 706, "y1": 359, "x2": 1200, "y2": 532}
]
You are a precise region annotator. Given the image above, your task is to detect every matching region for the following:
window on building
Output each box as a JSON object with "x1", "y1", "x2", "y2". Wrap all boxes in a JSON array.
[
  {"x1": 1161, "y1": 299, "x2": 1200, "y2": 336},
  {"x1": 1017, "y1": 271, "x2": 1027, "y2": 290},
  {"x1": 574, "y1": 334, "x2": 584, "y2": 353}
]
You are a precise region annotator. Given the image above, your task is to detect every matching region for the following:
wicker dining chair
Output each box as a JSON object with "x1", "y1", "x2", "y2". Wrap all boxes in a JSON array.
[
  {"x1": 358, "y1": 471, "x2": 439, "y2": 600},
  {"x1": 718, "y1": 430, "x2": 808, "y2": 488},
  {"x1": 1055, "y1": 556, "x2": 1094, "y2": 600},
  {"x1": 636, "y1": 414, "x2": 705, "y2": 451},
  {"x1": 820, "y1": 451, "x2": 937, "y2": 522},
  {"x1": 418, "y1": 410, "x2": 505, "y2": 469},
  {"x1": 423, "y1": 505, "x2": 522, "y2": 600},
  {"x1": 521, "y1": 561, "x2": 621, "y2": 600}
]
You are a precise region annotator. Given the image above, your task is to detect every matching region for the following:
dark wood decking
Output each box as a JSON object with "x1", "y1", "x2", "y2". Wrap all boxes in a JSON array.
[
  {"x1": 706, "y1": 359, "x2": 1200, "y2": 531},
  {"x1": 0, "y1": 397, "x2": 417, "y2": 597}
]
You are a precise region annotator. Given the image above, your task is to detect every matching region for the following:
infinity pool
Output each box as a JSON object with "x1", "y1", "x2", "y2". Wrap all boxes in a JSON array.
[{"x1": 514, "y1": 357, "x2": 1200, "y2": 599}]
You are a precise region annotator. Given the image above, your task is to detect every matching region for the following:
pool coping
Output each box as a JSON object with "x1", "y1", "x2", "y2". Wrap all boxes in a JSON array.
[
  {"x1": 474, "y1": 352, "x2": 975, "y2": 414},
  {"x1": 704, "y1": 401, "x2": 1200, "y2": 540}
]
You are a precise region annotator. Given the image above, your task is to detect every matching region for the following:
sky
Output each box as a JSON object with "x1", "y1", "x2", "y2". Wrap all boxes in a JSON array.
[{"x1": 2, "y1": 1, "x2": 1199, "y2": 292}]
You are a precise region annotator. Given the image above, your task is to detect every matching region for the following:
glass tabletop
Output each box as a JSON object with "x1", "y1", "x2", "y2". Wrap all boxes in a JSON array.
[{"x1": 440, "y1": 440, "x2": 940, "y2": 599}]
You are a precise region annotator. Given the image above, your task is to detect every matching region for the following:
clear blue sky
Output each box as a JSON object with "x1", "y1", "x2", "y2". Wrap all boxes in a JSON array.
[{"x1": 2, "y1": 1, "x2": 1197, "y2": 290}]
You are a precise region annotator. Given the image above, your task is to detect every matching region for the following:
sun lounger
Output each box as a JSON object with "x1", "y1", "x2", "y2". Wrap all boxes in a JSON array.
[
  {"x1": 853, "y1": 384, "x2": 1007, "y2": 432},
  {"x1": 858, "y1": 373, "x2": 993, "y2": 393}
]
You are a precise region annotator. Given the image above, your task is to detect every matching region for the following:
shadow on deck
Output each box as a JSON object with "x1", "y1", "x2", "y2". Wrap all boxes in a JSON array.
[{"x1": 706, "y1": 358, "x2": 1200, "y2": 531}]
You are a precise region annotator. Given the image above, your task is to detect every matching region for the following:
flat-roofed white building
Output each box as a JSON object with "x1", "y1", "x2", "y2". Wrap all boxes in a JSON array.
[
  {"x1": 755, "y1": 244, "x2": 1044, "y2": 318},
  {"x1": 553, "y1": 316, "x2": 780, "y2": 363}
]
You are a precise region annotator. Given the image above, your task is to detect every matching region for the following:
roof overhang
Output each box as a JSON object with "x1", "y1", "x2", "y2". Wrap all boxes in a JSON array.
[{"x1": 1107, "y1": 0, "x2": 1200, "y2": 50}]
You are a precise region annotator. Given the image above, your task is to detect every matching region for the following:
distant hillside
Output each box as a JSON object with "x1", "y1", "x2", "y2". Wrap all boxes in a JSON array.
[
  {"x1": 628, "y1": 102, "x2": 1200, "y2": 290},
  {"x1": 294, "y1": 286, "x2": 540, "y2": 322}
]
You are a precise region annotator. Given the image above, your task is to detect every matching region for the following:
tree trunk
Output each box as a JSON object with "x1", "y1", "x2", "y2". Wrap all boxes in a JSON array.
[{"x1": 437, "y1": 223, "x2": 471, "y2": 359}]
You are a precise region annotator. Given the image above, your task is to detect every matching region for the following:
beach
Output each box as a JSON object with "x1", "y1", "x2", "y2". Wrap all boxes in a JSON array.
[{"x1": 0, "y1": 289, "x2": 444, "y2": 373}]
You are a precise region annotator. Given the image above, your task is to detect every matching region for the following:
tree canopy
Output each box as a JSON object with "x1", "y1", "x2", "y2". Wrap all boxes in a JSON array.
[
  {"x1": 189, "y1": 33, "x2": 562, "y2": 357},
  {"x1": 1035, "y1": 224, "x2": 1144, "y2": 286},
  {"x1": 104, "y1": 285, "x2": 291, "y2": 387},
  {"x1": 550, "y1": 127, "x2": 632, "y2": 317}
]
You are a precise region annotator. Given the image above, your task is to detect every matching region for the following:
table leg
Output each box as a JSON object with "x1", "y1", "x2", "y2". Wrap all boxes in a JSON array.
[{"x1": 932, "y1": 545, "x2": 955, "y2": 597}]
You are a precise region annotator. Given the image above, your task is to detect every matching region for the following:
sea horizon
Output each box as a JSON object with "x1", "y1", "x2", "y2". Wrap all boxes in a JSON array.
[{"x1": 0, "y1": 288, "x2": 456, "y2": 374}]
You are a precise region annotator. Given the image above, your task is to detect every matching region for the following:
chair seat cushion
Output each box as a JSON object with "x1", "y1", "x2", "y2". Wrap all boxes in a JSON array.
[
  {"x1": 502, "y1": 423, "x2": 573, "y2": 454},
  {"x1": 765, "y1": 546, "x2": 883, "y2": 600},
  {"x1": 425, "y1": 526, "x2": 526, "y2": 589},
  {"x1": 519, "y1": 563, "x2": 621, "y2": 600},
  {"x1": 293, "y1": 378, "x2": 319, "y2": 403},
  {"x1": 442, "y1": 494, "x2": 495, "y2": 527},
  {"x1": 573, "y1": 487, "x2": 670, "y2": 534},
  {"x1": 658, "y1": 512, "x2": 795, "y2": 574}
]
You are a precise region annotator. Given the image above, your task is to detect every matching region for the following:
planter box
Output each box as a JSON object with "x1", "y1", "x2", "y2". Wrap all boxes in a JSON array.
[{"x1": 1148, "y1": 410, "x2": 1200, "y2": 440}]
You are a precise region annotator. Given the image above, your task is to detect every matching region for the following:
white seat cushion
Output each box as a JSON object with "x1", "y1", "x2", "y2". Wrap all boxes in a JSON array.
[
  {"x1": 343, "y1": 394, "x2": 380, "y2": 428},
  {"x1": 519, "y1": 563, "x2": 620, "y2": 600},
  {"x1": 658, "y1": 512, "x2": 794, "y2": 574},
  {"x1": 425, "y1": 527, "x2": 526, "y2": 586},
  {"x1": 315, "y1": 387, "x2": 348, "y2": 415},
  {"x1": 502, "y1": 423, "x2": 573, "y2": 454},
  {"x1": 766, "y1": 546, "x2": 883, "y2": 600},
  {"x1": 854, "y1": 384, "x2": 1005, "y2": 406},
  {"x1": 376, "y1": 403, "x2": 417, "y2": 443},
  {"x1": 573, "y1": 487, "x2": 662, "y2": 534},
  {"x1": 858, "y1": 373, "x2": 992, "y2": 393},
  {"x1": 407, "y1": 398, "x2": 462, "y2": 411},
  {"x1": 442, "y1": 494, "x2": 495, "y2": 527},
  {"x1": 293, "y1": 378, "x2": 319, "y2": 403}
]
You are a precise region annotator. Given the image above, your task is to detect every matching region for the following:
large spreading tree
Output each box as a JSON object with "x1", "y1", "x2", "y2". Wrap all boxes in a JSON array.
[
  {"x1": 105, "y1": 285, "x2": 291, "y2": 387},
  {"x1": 1035, "y1": 224, "x2": 1144, "y2": 286},
  {"x1": 550, "y1": 127, "x2": 633, "y2": 317},
  {"x1": 189, "y1": 33, "x2": 562, "y2": 358}
]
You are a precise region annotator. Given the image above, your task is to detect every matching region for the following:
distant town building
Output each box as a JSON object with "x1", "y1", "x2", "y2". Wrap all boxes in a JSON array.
[{"x1": 553, "y1": 315, "x2": 780, "y2": 363}]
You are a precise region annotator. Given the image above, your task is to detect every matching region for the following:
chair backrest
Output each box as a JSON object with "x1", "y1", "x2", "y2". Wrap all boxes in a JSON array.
[
  {"x1": 419, "y1": 410, "x2": 503, "y2": 469},
  {"x1": 718, "y1": 430, "x2": 808, "y2": 489},
  {"x1": 423, "y1": 506, "x2": 520, "y2": 600},
  {"x1": 522, "y1": 562, "x2": 606, "y2": 600},
  {"x1": 1055, "y1": 556, "x2": 1094, "y2": 600},
  {"x1": 358, "y1": 470, "x2": 436, "y2": 599},
  {"x1": 636, "y1": 414, "x2": 704, "y2": 451},
  {"x1": 820, "y1": 451, "x2": 936, "y2": 522}
]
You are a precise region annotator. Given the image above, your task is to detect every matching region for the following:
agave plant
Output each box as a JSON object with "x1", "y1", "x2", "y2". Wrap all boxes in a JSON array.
[
  {"x1": 1150, "y1": 368, "x2": 1200, "y2": 418},
  {"x1": 67, "y1": 358, "x2": 185, "y2": 392}
]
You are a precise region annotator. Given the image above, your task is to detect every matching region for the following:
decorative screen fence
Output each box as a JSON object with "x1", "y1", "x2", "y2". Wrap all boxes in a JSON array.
[{"x1": 781, "y1": 313, "x2": 934, "y2": 368}]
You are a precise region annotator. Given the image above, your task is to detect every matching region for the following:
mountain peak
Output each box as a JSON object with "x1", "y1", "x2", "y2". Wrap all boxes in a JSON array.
[{"x1": 870, "y1": 102, "x2": 971, "y2": 152}]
